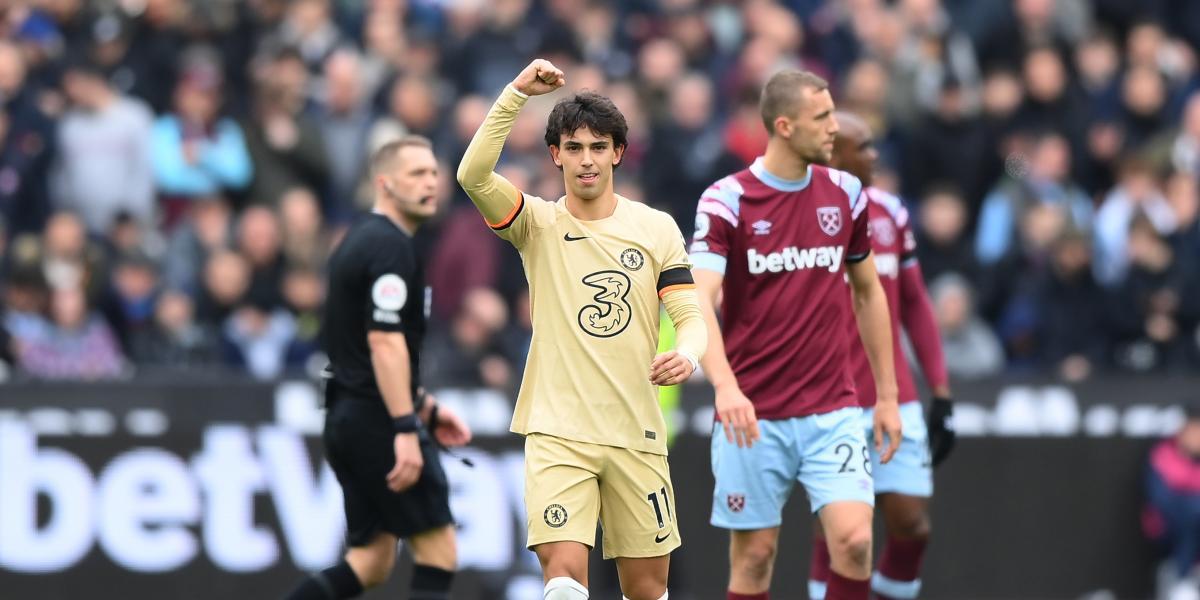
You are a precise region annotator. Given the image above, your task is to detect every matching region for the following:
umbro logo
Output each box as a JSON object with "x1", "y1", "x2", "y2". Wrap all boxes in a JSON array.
[
  {"x1": 752, "y1": 220, "x2": 772, "y2": 236},
  {"x1": 564, "y1": 232, "x2": 588, "y2": 242}
]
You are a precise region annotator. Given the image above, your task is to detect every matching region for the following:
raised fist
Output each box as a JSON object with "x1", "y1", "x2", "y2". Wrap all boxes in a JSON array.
[{"x1": 511, "y1": 59, "x2": 566, "y2": 97}]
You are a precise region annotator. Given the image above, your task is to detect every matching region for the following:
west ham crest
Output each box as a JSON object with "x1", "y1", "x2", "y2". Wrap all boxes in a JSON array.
[
  {"x1": 817, "y1": 206, "x2": 842, "y2": 236},
  {"x1": 727, "y1": 494, "x2": 746, "y2": 513},
  {"x1": 870, "y1": 217, "x2": 896, "y2": 245}
]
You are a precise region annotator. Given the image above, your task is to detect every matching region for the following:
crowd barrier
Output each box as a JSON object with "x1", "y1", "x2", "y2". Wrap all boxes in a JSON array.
[{"x1": 0, "y1": 375, "x2": 1192, "y2": 599}]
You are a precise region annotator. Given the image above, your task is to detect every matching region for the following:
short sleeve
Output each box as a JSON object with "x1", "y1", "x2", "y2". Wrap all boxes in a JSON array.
[
  {"x1": 688, "y1": 176, "x2": 743, "y2": 275},
  {"x1": 364, "y1": 246, "x2": 414, "y2": 332},
  {"x1": 847, "y1": 189, "x2": 871, "y2": 262}
]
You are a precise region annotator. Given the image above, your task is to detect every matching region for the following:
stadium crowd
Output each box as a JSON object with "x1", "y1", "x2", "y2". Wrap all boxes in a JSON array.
[{"x1": 0, "y1": 0, "x2": 1198, "y2": 385}]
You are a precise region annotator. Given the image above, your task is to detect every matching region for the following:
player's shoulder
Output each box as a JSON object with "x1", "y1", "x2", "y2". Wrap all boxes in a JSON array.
[
  {"x1": 814, "y1": 166, "x2": 864, "y2": 205},
  {"x1": 865, "y1": 186, "x2": 910, "y2": 227},
  {"x1": 347, "y1": 214, "x2": 413, "y2": 254},
  {"x1": 621, "y1": 195, "x2": 671, "y2": 221},
  {"x1": 696, "y1": 171, "x2": 750, "y2": 224}
]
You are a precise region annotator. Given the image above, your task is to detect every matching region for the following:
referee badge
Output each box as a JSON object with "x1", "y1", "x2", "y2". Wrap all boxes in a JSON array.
[{"x1": 372, "y1": 274, "x2": 408, "y2": 310}]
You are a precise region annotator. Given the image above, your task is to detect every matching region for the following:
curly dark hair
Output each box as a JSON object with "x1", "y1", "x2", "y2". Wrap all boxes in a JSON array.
[{"x1": 544, "y1": 91, "x2": 629, "y2": 163}]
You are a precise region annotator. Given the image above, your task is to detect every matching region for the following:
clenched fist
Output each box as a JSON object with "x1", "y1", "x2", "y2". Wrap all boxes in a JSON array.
[{"x1": 511, "y1": 59, "x2": 566, "y2": 97}]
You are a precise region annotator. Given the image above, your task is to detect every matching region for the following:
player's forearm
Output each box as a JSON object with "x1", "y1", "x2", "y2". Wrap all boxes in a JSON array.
[
  {"x1": 662, "y1": 288, "x2": 707, "y2": 366},
  {"x1": 852, "y1": 281, "x2": 898, "y2": 403},
  {"x1": 369, "y1": 333, "x2": 415, "y2": 418},
  {"x1": 697, "y1": 290, "x2": 739, "y2": 390},
  {"x1": 899, "y1": 264, "x2": 950, "y2": 394},
  {"x1": 455, "y1": 85, "x2": 527, "y2": 225}
]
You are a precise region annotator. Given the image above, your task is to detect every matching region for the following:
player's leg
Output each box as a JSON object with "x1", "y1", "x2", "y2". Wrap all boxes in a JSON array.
[
  {"x1": 799, "y1": 407, "x2": 876, "y2": 599},
  {"x1": 404, "y1": 524, "x2": 457, "y2": 599},
  {"x1": 710, "y1": 419, "x2": 797, "y2": 597},
  {"x1": 599, "y1": 446, "x2": 678, "y2": 599},
  {"x1": 874, "y1": 494, "x2": 930, "y2": 600},
  {"x1": 614, "y1": 555, "x2": 670, "y2": 600},
  {"x1": 526, "y1": 434, "x2": 603, "y2": 599},
  {"x1": 728, "y1": 527, "x2": 781, "y2": 598},
  {"x1": 869, "y1": 402, "x2": 934, "y2": 600},
  {"x1": 287, "y1": 401, "x2": 394, "y2": 599},
  {"x1": 808, "y1": 518, "x2": 832, "y2": 600}
]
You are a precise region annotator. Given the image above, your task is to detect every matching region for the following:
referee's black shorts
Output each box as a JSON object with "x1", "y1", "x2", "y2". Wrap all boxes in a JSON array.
[{"x1": 323, "y1": 392, "x2": 453, "y2": 546}]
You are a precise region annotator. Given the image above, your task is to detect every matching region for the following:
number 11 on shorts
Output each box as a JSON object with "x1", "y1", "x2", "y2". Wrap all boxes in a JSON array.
[{"x1": 647, "y1": 487, "x2": 672, "y2": 528}]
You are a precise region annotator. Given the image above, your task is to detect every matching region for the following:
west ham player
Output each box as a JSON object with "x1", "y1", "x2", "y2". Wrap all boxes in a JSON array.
[
  {"x1": 457, "y1": 59, "x2": 707, "y2": 600},
  {"x1": 286, "y1": 137, "x2": 472, "y2": 600},
  {"x1": 691, "y1": 70, "x2": 902, "y2": 600},
  {"x1": 807, "y1": 112, "x2": 955, "y2": 600}
]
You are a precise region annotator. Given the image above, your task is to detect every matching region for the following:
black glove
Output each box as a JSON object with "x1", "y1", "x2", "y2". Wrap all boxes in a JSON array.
[{"x1": 927, "y1": 397, "x2": 955, "y2": 467}]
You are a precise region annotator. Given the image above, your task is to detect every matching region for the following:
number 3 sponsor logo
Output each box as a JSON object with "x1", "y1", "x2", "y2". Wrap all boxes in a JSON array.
[{"x1": 577, "y1": 270, "x2": 632, "y2": 338}]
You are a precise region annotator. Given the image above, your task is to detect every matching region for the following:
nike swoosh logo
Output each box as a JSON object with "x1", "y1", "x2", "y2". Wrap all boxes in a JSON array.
[
  {"x1": 563, "y1": 233, "x2": 588, "y2": 242},
  {"x1": 654, "y1": 531, "x2": 671, "y2": 543}
]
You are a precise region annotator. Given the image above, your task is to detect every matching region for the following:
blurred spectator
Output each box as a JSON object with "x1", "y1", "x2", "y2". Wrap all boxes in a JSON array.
[
  {"x1": 39, "y1": 210, "x2": 108, "y2": 301},
  {"x1": 241, "y1": 49, "x2": 329, "y2": 207},
  {"x1": 1094, "y1": 158, "x2": 1177, "y2": 286},
  {"x1": 368, "y1": 74, "x2": 441, "y2": 152},
  {"x1": 220, "y1": 299, "x2": 297, "y2": 380},
  {"x1": 0, "y1": 40, "x2": 56, "y2": 235},
  {"x1": 929, "y1": 273, "x2": 1005, "y2": 379},
  {"x1": 914, "y1": 184, "x2": 977, "y2": 283},
  {"x1": 1106, "y1": 215, "x2": 1197, "y2": 372},
  {"x1": 280, "y1": 265, "x2": 324, "y2": 366},
  {"x1": 278, "y1": 187, "x2": 330, "y2": 267},
  {"x1": 444, "y1": 0, "x2": 541, "y2": 96},
  {"x1": 317, "y1": 49, "x2": 374, "y2": 217},
  {"x1": 265, "y1": 0, "x2": 343, "y2": 74},
  {"x1": 1119, "y1": 65, "x2": 1170, "y2": 152},
  {"x1": 1165, "y1": 171, "x2": 1200, "y2": 259},
  {"x1": 121, "y1": 0, "x2": 187, "y2": 113},
  {"x1": 127, "y1": 289, "x2": 220, "y2": 369},
  {"x1": 892, "y1": 0, "x2": 981, "y2": 118},
  {"x1": 162, "y1": 195, "x2": 233, "y2": 294},
  {"x1": 976, "y1": 132, "x2": 1093, "y2": 264},
  {"x1": 236, "y1": 205, "x2": 286, "y2": 309},
  {"x1": 425, "y1": 287, "x2": 515, "y2": 391},
  {"x1": 52, "y1": 58, "x2": 155, "y2": 233},
  {"x1": 15, "y1": 283, "x2": 126, "y2": 380},
  {"x1": 151, "y1": 66, "x2": 253, "y2": 226},
  {"x1": 1028, "y1": 231, "x2": 1105, "y2": 380},
  {"x1": 643, "y1": 72, "x2": 742, "y2": 231},
  {"x1": 1143, "y1": 402, "x2": 1200, "y2": 599},
  {"x1": 1147, "y1": 92, "x2": 1200, "y2": 178},
  {"x1": 1074, "y1": 29, "x2": 1122, "y2": 117},
  {"x1": 196, "y1": 248, "x2": 251, "y2": 325},
  {"x1": 976, "y1": 0, "x2": 1082, "y2": 70},
  {"x1": 901, "y1": 76, "x2": 991, "y2": 206},
  {"x1": 1013, "y1": 45, "x2": 1086, "y2": 146},
  {"x1": 101, "y1": 250, "x2": 161, "y2": 354}
]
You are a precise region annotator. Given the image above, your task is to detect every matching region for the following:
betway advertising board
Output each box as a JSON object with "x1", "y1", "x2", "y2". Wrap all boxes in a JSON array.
[{"x1": 0, "y1": 377, "x2": 1188, "y2": 598}]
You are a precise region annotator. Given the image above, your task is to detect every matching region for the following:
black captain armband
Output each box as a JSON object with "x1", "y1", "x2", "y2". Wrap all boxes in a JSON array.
[
  {"x1": 657, "y1": 267, "x2": 695, "y2": 296},
  {"x1": 392, "y1": 413, "x2": 421, "y2": 434}
]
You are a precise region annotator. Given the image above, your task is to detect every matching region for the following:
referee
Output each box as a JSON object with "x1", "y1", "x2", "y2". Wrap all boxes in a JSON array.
[{"x1": 286, "y1": 136, "x2": 471, "y2": 600}]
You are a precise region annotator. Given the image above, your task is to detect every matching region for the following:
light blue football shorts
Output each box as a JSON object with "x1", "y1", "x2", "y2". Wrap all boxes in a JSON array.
[
  {"x1": 861, "y1": 401, "x2": 933, "y2": 498},
  {"x1": 710, "y1": 406, "x2": 875, "y2": 529}
]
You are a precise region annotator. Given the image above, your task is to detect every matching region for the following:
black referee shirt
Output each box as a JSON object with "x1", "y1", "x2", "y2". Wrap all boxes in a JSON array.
[{"x1": 323, "y1": 213, "x2": 427, "y2": 401}]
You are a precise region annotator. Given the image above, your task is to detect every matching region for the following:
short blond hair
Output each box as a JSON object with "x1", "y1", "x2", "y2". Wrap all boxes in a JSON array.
[{"x1": 370, "y1": 135, "x2": 434, "y2": 176}]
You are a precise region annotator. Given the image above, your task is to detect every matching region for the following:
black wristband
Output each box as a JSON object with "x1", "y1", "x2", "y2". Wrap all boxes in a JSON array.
[{"x1": 392, "y1": 413, "x2": 420, "y2": 434}]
